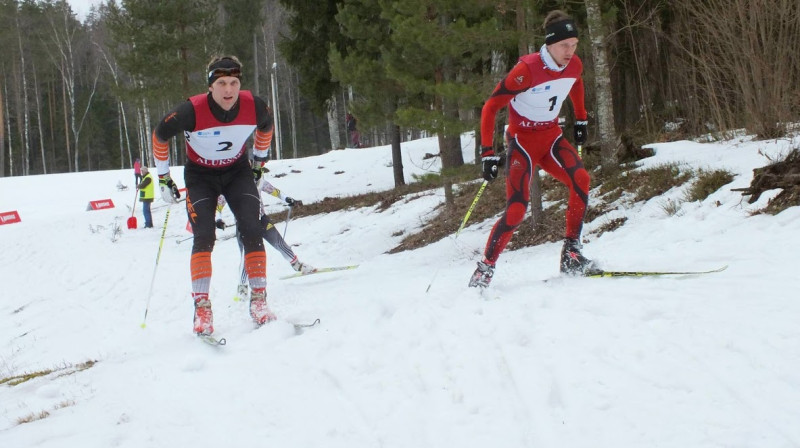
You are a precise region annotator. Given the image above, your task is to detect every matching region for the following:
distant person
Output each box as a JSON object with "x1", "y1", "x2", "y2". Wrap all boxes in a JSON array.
[
  {"x1": 215, "y1": 176, "x2": 317, "y2": 275},
  {"x1": 469, "y1": 10, "x2": 595, "y2": 289},
  {"x1": 346, "y1": 113, "x2": 361, "y2": 148},
  {"x1": 151, "y1": 55, "x2": 276, "y2": 336},
  {"x1": 136, "y1": 166, "x2": 154, "y2": 228},
  {"x1": 133, "y1": 158, "x2": 142, "y2": 183}
]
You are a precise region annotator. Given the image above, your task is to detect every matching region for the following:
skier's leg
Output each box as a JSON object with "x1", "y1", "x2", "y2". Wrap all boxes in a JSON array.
[
  {"x1": 538, "y1": 136, "x2": 590, "y2": 240},
  {"x1": 482, "y1": 137, "x2": 533, "y2": 264},
  {"x1": 260, "y1": 216, "x2": 297, "y2": 263}
]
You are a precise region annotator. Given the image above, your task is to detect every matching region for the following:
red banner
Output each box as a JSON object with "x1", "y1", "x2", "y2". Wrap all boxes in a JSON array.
[
  {"x1": 0, "y1": 210, "x2": 21, "y2": 225},
  {"x1": 86, "y1": 199, "x2": 115, "y2": 211}
]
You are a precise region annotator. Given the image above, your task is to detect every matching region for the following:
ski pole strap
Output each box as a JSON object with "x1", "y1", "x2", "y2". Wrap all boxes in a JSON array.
[{"x1": 456, "y1": 180, "x2": 488, "y2": 237}]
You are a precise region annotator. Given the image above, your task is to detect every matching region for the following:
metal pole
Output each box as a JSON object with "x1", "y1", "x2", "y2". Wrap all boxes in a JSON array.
[{"x1": 271, "y1": 61, "x2": 282, "y2": 160}]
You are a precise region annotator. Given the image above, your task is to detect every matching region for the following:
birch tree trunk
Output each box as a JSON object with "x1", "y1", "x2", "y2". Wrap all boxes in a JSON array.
[
  {"x1": 49, "y1": 11, "x2": 78, "y2": 171},
  {"x1": 2, "y1": 80, "x2": 10, "y2": 176},
  {"x1": 141, "y1": 94, "x2": 152, "y2": 165},
  {"x1": 585, "y1": 0, "x2": 620, "y2": 169},
  {"x1": 287, "y1": 68, "x2": 298, "y2": 159},
  {"x1": 32, "y1": 63, "x2": 47, "y2": 174},
  {"x1": 327, "y1": 95, "x2": 340, "y2": 151},
  {"x1": 16, "y1": 15, "x2": 31, "y2": 175},
  {"x1": 60, "y1": 67, "x2": 70, "y2": 171},
  {"x1": 95, "y1": 43, "x2": 134, "y2": 168}
]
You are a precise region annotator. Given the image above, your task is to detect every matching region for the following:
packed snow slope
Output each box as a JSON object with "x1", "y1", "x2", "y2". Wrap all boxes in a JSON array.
[{"x1": 1, "y1": 133, "x2": 799, "y2": 448}]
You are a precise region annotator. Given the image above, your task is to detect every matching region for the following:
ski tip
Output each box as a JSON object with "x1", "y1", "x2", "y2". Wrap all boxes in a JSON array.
[{"x1": 197, "y1": 334, "x2": 226, "y2": 346}]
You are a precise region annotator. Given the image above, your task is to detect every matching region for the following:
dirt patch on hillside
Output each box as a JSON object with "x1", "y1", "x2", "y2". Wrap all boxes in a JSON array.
[{"x1": 735, "y1": 148, "x2": 800, "y2": 214}]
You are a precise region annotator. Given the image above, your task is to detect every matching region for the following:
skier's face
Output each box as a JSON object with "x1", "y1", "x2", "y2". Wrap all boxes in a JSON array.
[
  {"x1": 547, "y1": 37, "x2": 579, "y2": 67},
  {"x1": 209, "y1": 77, "x2": 241, "y2": 111}
]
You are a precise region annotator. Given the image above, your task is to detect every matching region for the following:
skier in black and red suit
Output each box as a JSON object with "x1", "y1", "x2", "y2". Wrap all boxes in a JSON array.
[
  {"x1": 469, "y1": 10, "x2": 597, "y2": 288},
  {"x1": 151, "y1": 55, "x2": 277, "y2": 335}
]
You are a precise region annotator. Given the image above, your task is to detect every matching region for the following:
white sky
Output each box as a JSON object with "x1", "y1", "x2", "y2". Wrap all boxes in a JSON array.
[
  {"x1": 66, "y1": 0, "x2": 103, "y2": 22},
  {"x1": 2, "y1": 132, "x2": 800, "y2": 447}
]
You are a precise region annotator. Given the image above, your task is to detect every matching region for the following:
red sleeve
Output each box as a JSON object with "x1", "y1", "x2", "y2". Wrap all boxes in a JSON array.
[
  {"x1": 568, "y1": 77, "x2": 587, "y2": 121},
  {"x1": 480, "y1": 62, "x2": 532, "y2": 150}
]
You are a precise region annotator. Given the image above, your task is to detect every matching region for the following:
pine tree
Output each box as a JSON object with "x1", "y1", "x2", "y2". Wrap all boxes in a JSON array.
[
  {"x1": 278, "y1": 0, "x2": 347, "y2": 115},
  {"x1": 106, "y1": 0, "x2": 219, "y2": 102},
  {"x1": 330, "y1": 0, "x2": 406, "y2": 185},
  {"x1": 381, "y1": 0, "x2": 512, "y2": 172}
]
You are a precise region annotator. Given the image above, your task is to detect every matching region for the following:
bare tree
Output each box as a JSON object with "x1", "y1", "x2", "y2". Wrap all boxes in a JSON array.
[
  {"x1": 47, "y1": 8, "x2": 79, "y2": 171},
  {"x1": 585, "y1": 0, "x2": 619, "y2": 168},
  {"x1": 16, "y1": 12, "x2": 32, "y2": 175},
  {"x1": 94, "y1": 42, "x2": 134, "y2": 168},
  {"x1": 671, "y1": 0, "x2": 800, "y2": 138},
  {"x1": 31, "y1": 62, "x2": 47, "y2": 174},
  {"x1": 2, "y1": 78, "x2": 10, "y2": 176}
]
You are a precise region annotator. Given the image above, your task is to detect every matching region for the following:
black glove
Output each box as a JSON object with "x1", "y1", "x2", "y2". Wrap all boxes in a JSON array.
[
  {"x1": 252, "y1": 163, "x2": 266, "y2": 182},
  {"x1": 215, "y1": 219, "x2": 226, "y2": 230},
  {"x1": 285, "y1": 197, "x2": 302, "y2": 207},
  {"x1": 574, "y1": 120, "x2": 588, "y2": 146},
  {"x1": 480, "y1": 147, "x2": 500, "y2": 181},
  {"x1": 158, "y1": 173, "x2": 180, "y2": 203}
]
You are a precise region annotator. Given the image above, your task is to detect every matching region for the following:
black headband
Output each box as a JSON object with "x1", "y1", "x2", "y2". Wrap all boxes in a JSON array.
[
  {"x1": 544, "y1": 19, "x2": 578, "y2": 45},
  {"x1": 207, "y1": 58, "x2": 242, "y2": 85}
]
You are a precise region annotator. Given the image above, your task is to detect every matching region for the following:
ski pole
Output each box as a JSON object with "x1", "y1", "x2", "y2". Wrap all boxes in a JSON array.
[
  {"x1": 455, "y1": 180, "x2": 488, "y2": 237},
  {"x1": 426, "y1": 180, "x2": 489, "y2": 293},
  {"x1": 141, "y1": 205, "x2": 172, "y2": 328},
  {"x1": 176, "y1": 235, "x2": 193, "y2": 244},
  {"x1": 283, "y1": 205, "x2": 293, "y2": 239}
]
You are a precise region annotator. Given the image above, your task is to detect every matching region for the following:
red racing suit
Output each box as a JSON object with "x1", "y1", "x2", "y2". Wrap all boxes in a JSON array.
[{"x1": 480, "y1": 51, "x2": 590, "y2": 264}]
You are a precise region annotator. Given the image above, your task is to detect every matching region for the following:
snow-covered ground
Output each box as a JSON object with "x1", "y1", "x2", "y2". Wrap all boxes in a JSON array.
[{"x1": 1, "y1": 133, "x2": 799, "y2": 448}]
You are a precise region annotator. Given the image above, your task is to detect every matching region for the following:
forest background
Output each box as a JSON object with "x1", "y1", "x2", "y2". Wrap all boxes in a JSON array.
[{"x1": 1, "y1": 0, "x2": 798, "y2": 185}]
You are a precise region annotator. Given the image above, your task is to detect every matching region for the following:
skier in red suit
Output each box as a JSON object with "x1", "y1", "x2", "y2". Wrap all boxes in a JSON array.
[{"x1": 470, "y1": 10, "x2": 596, "y2": 288}]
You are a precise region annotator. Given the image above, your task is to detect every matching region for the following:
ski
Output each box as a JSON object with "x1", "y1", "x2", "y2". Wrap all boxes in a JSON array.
[
  {"x1": 292, "y1": 318, "x2": 321, "y2": 335},
  {"x1": 293, "y1": 318, "x2": 321, "y2": 329},
  {"x1": 197, "y1": 334, "x2": 227, "y2": 346},
  {"x1": 280, "y1": 265, "x2": 359, "y2": 280},
  {"x1": 584, "y1": 265, "x2": 728, "y2": 278}
]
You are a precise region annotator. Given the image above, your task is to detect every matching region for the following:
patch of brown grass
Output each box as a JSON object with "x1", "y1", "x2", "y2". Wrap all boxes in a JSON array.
[
  {"x1": 266, "y1": 156, "x2": 707, "y2": 255},
  {"x1": 1, "y1": 360, "x2": 98, "y2": 387}
]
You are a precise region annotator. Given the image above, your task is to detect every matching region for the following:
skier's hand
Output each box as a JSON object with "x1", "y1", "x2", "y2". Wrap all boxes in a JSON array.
[
  {"x1": 285, "y1": 197, "x2": 302, "y2": 207},
  {"x1": 158, "y1": 173, "x2": 180, "y2": 203},
  {"x1": 252, "y1": 162, "x2": 266, "y2": 182},
  {"x1": 574, "y1": 120, "x2": 588, "y2": 146},
  {"x1": 215, "y1": 219, "x2": 227, "y2": 230},
  {"x1": 481, "y1": 147, "x2": 500, "y2": 181}
]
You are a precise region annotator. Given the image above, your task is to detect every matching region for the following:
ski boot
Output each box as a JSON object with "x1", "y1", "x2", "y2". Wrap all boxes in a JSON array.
[
  {"x1": 560, "y1": 238, "x2": 598, "y2": 276},
  {"x1": 291, "y1": 259, "x2": 318, "y2": 274},
  {"x1": 468, "y1": 260, "x2": 495, "y2": 288},
  {"x1": 249, "y1": 288, "x2": 277, "y2": 325},
  {"x1": 193, "y1": 295, "x2": 214, "y2": 335}
]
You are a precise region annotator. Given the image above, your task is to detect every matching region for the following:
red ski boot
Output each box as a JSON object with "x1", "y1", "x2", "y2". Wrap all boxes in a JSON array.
[
  {"x1": 193, "y1": 295, "x2": 214, "y2": 335},
  {"x1": 249, "y1": 288, "x2": 276, "y2": 325}
]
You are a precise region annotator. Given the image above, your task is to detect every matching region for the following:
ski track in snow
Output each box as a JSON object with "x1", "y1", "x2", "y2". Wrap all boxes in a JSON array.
[{"x1": 2, "y1": 133, "x2": 800, "y2": 447}]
